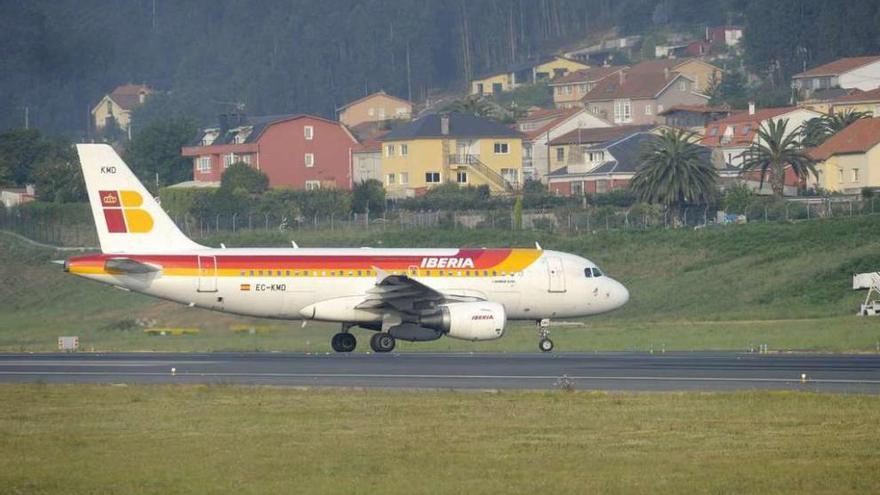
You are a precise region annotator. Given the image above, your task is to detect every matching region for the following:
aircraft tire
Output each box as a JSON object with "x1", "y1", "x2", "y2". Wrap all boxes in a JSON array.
[
  {"x1": 370, "y1": 332, "x2": 396, "y2": 353},
  {"x1": 332, "y1": 332, "x2": 357, "y2": 353},
  {"x1": 539, "y1": 338, "x2": 554, "y2": 353}
]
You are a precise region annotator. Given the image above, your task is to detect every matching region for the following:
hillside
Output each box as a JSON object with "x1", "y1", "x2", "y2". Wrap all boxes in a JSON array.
[{"x1": 1, "y1": 216, "x2": 878, "y2": 352}]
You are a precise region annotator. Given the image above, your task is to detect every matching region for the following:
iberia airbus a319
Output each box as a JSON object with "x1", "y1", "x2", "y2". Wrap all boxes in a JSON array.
[{"x1": 65, "y1": 144, "x2": 629, "y2": 352}]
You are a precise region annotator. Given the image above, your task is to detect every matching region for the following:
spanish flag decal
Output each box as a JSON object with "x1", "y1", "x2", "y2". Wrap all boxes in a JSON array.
[
  {"x1": 99, "y1": 190, "x2": 153, "y2": 233},
  {"x1": 240, "y1": 284, "x2": 251, "y2": 291}
]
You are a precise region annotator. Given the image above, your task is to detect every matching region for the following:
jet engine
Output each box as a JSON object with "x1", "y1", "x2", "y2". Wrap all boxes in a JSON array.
[{"x1": 420, "y1": 301, "x2": 506, "y2": 341}]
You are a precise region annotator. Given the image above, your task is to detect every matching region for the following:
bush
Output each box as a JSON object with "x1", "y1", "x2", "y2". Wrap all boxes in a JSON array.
[
  {"x1": 722, "y1": 183, "x2": 753, "y2": 214},
  {"x1": 352, "y1": 179, "x2": 386, "y2": 215},
  {"x1": 221, "y1": 163, "x2": 268, "y2": 194},
  {"x1": 589, "y1": 189, "x2": 637, "y2": 207}
]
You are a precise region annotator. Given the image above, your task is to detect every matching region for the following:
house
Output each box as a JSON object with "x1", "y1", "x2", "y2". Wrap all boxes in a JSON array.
[
  {"x1": 352, "y1": 137, "x2": 384, "y2": 184},
  {"x1": 792, "y1": 56, "x2": 880, "y2": 100},
  {"x1": 830, "y1": 87, "x2": 880, "y2": 115},
  {"x1": 0, "y1": 185, "x2": 36, "y2": 208},
  {"x1": 809, "y1": 117, "x2": 880, "y2": 193},
  {"x1": 702, "y1": 105, "x2": 822, "y2": 194},
  {"x1": 547, "y1": 125, "x2": 654, "y2": 174},
  {"x1": 549, "y1": 66, "x2": 626, "y2": 109},
  {"x1": 181, "y1": 114, "x2": 358, "y2": 190},
  {"x1": 659, "y1": 105, "x2": 733, "y2": 132},
  {"x1": 470, "y1": 56, "x2": 589, "y2": 96},
  {"x1": 515, "y1": 107, "x2": 612, "y2": 181},
  {"x1": 337, "y1": 91, "x2": 412, "y2": 128},
  {"x1": 91, "y1": 84, "x2": 152, "y2": 131},
  {"x1": 378, "y1": 113, "x2": 523, "y2": 197},
  {"x1": 655, "y1": 44, "x2": 690, "y2": 59},
  {"x1": 547, "y1": 131, "x2": 711, "y2": 196},
  {"x1": 581, "y1": 67, "x2": 709, "y2": 126},
  {"x1": 706, "y1": 26, "x2": 743, "y2": 47},
  {"x1": 628, "y1": 58, "x2": 722, "y2": 94},
  {"x1": 798, "y1": 88, "x2": 864, "y2": 114},
  {"x1": 564, "y1": 35, "x2": 643, "y2": 66}
]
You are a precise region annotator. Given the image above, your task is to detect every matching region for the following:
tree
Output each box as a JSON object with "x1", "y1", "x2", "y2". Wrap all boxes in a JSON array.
[
  {"x1": 740, "y1": 118, "x2": 817, "y2": 199},
  {"x1": 631, "y1": 128, "x2": 718, "y2": 223},
  {"x1": 352, "y1": 179, "x2": 386, "y2": 215},
  {"x1": 442, "y1": 96, "x2": 495, "y2": 118},
  {"x1": 30, "y1": 140, "x2": 85, "y2": 202},
  {"x1": 0, "y1": 129, "x2": 51, "y2": 185},
  {"x1": 124, "y1": 117, "x2": 198, "y2": 190},
  {"x1": 801, "y1": 110, "x2": 872, "y2": 148},
  {"x1": 220, "y1": 162, "x2": 269, "y2": 195}
]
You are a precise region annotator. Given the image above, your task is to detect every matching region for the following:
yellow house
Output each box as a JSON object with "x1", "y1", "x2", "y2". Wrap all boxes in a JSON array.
[
  {"x1": 830, "y1": 87, "x2": 880, "y2": 116},
  {"x1": 471, "y1": 56, "x2": 589, "y2": 96},
  {"x1": 810, "y1": 117, "x2": 880, "y2": 193},
  {"x1": 379, "y1": 113, "x2": 523, "y2": 197},
  {"x1": 628, "y1": 58, "x2": 722, "y2": 94},
  {"x1": 91, "y1": 84, "x2": 152, "y2": 131}
]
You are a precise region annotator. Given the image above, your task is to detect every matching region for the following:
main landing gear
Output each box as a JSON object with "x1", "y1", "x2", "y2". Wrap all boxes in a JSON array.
[
  {"x1": 331, "y1": 331, "x2": 357, "y2": 353},
  {"x1": 369, "y1": 332, "x2": 396, "y2": 353},
  {"x1": 537, "y1": 319, "x2": 554, "y2": 353}
]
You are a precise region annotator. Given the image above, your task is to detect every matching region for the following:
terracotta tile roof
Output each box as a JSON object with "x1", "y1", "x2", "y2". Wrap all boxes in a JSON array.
[
  {"x1": 108, "y1": 84, "x2": 152, "y2": 110},
  {"x1": 549, "y1": 66, "x2": 625, "y2": 85},
  {"x1": 354, "y1": 136, "x2": 384, "y2": 153},
  {"x1": 520, "y1": 108, "x2": 581, "y2": 140},
  {"x1": 701, "y1": 107, "x2": 801, "y2": 147},
  {"x1": 809, "y1": 118, "x2": 880, "y2": 160},
  {"x1": 794, "y1": 56, "x2": 880, "y2": 78},
  {"x1": 582, "y1": 71, "x2": 689, "y2": 101},
  {"x1": 832, "y1": 87, "x2": 880, "y2": 104},
  {"x1": 548, "y1": 125, "x2": 653, "y2": 146},
  {"x1": 336, "y1": 90, "x2": 412, "y2": 112},
  {"x1": 519, "y1": 107, "x2": 571, "y2": 122}
]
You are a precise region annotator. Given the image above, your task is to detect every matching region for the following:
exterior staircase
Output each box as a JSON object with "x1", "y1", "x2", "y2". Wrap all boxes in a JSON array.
[{"x1": 448, "y1": 154, "x2": 519, "y2": 193}]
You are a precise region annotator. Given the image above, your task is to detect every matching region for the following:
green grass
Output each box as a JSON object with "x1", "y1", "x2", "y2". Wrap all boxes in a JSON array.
[
  {"x1": 2, "y1": 216, "x2": 880, "y2": 352},
  {"x1": 1, "y1": 384, "x2": 878, "y2": 494}
]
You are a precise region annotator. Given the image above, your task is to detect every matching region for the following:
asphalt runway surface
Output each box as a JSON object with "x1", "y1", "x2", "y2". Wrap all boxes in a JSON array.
[{"x1": 1, "y1": 352, "x2": 879, "y2": 392}]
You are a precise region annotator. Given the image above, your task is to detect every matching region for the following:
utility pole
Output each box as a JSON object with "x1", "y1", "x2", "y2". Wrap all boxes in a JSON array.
[
  {"x1": 24, "y1": 106, "x2": 29, "y2": 129},
  {"x1": 406, "y1": 43, "x2": 413, "y2": 102}
]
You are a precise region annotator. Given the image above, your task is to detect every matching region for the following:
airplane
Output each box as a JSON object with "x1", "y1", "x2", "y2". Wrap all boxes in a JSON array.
[{"x1": 64, "y1": 144, "x2": 629, "y2": 353}]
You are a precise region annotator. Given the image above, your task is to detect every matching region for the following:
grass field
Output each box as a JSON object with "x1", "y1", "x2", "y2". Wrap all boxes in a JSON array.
[
  {"x1": 2, "y1": 215, "x2": 880, "y2": 353},
  {"x1": 0, "y1": 384, "x2": 878, "y2": 494}
]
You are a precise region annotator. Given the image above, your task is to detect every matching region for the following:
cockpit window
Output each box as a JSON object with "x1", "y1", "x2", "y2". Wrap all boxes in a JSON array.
[
  {"x1": 584, "y1": 268, "x2": 592, "y2": 278},
  {"x1": 591, "y1": 267, "x2": 603, "y2": 277}
]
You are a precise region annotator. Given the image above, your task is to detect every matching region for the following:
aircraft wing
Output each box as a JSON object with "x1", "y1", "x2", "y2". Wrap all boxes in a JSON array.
[
  {"x1": 356, "y1": 270, "x2": 483, "y2": 314},
  {"x1": 104, "y1": 257, "x2": 162, "y2": 274}
]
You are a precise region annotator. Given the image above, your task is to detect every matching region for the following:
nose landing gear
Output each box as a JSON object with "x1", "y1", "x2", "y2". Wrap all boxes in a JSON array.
[{"x1": 537, "y1": 319, "x2": 553, "y2": 352}]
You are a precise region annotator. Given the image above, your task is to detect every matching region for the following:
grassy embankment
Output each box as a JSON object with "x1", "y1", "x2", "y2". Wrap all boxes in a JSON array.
[
  {"x1": 2, "y1": 215, "x2": 880, "y2": 352},
  {"x1": 0, "y1": 385, "x2": 878, "y2": 494}
]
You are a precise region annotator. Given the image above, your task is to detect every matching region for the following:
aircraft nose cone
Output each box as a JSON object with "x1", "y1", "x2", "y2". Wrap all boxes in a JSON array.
[{"x1": 609, "y1": 278, "x2": 629, "y2": 309}]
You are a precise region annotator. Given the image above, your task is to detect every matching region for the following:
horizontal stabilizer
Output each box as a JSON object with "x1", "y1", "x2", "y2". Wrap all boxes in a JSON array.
[{"x1": 104, "y1": 257, "x2": 162, "y2": 274}]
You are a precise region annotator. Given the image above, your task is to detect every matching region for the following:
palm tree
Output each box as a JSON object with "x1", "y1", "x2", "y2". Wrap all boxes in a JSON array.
[
  {"x1": 631, "y1": 128, "x2": 718, "y2": 224},
  {"x1": 443, "y1": 95, "x2": 495, "y2": 118},
  {"x1": 801, "y1": 109, "x2": 871, "y2": 147},
  {"x1": 740, "y1": 118, "x2": 817, "y2": 199}
]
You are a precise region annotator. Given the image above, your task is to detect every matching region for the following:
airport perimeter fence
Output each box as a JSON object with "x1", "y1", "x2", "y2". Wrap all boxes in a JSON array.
[{"x1": 1, "y1": 197, "x2": 878, "y2": 248}]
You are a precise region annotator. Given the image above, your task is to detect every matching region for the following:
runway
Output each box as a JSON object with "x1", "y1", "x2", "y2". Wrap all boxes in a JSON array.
[{"x1": 1, "y1": 352, "x2": 880, "y2": 392}]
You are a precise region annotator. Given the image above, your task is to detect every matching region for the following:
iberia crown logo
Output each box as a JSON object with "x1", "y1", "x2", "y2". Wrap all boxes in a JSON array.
[{"x1": 99, "y1": 190, "x2": 153, "y2": 233}]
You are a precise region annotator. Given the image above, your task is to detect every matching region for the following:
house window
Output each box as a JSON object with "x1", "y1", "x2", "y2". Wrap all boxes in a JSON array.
[
  {"x1": 106, "y1": 100, "x2": 113, "y2": 115},
  {"x1": 476, "y1": 83, "x2": 484, "y2": 95},
  {"x1": 657, "y1": 104, "x2": 664, "y2": 113},
  {"x1": 678, "y1": 79, "x2": 688, "y2": 92},
  {"x1": 572, "y1": 182, "x2": 584, "y2": 196},
  {"x1": 387, "y1": 173, "x2": 396, "y2": 185},
  {"x1": 838, "y1": 169, "x2": 844, "y2": 182},
  {"x1": 304, "y1": 153, "x2": 315, "y2": 168},
  {"x1": 305, "y1": 180, "x2": 321, "y2": 190},
  {"x1": 742, "y1": 125, "x2": 752, "y2": 135},
  {"x1": 501, "y1": 168, "x2": 518, "y2": 185},
  {"x1": 710, "y1": 127, "x2": 719, "y2": 136},
  {"x1": 589, "y1": 151, "x2": 605, "y2": 162},
  {"x1": 597, "y1": 179, "x2": 609, "y2": 193},
  {"x1": 223, "y1": 153, "x2": 236, "y2": 168},
  {"x1": 492, "y1": 83, "x2": 503, "y2": 93},
  {"x1": 564, "y1": 86, "x2": 572, "y2": 95},
  {"x1": 494, "y1": 142, "x2": 509, "y2": 154},
  {"x1": 853, "y1": 169, "x2": 860, "y2": 182},
  {"x1": 197, "y1": 156, "x2": 211, "y2": 173},
  {"x1": 240, "y1": 154, "x2": 252, "y2": 165},
  {"x1": 399, "y1": 172, "x2": 408, "y2": 185},
  {"x1": 396, "y1": 107, "x2": 408, "y2": 117},
  {"x1": 368, "y1": 108, "x2": 375, "y2": 116},
  {"x1": 304, "y1": 126, "x2": 314, "y2": 140},
  {"x1": 645, "y1": 104, "x2": 653, "y2": 116},
  {"x1": 378, "y1": 108, "x2": 386, "y2": 119},
  {"x1": 556, "y1": 147, "x2": 565, "y2": 162},
  {"x1": 457, "y1": 171, "x2": 468, "y2": 183},
  {"x1": 579, "y1": 84, "x2": 588, "y2": 93},
  {"x1": 613, "y1": 99, "x2": 632, "y2": 123},
  {"x1": 386, "y1": 144, "x2": 395, "y2": 157},
  {"x1": 425, "y1": 172, "x2": 441, "y2": 184},
  {"x1": 400, "y1": 144, "x2": 408, "y2": 156}
]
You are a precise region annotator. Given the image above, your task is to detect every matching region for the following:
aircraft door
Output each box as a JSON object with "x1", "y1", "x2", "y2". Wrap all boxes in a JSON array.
[
  {"x1": 546, "y1": 256, "x2": 566, "y2": 293},
  {"x1": 197, "y1": 255, "x2": 218, "y2": 292}
]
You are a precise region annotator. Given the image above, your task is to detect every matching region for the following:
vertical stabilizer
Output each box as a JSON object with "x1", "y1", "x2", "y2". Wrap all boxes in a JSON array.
[{"x1": 76, "y1": 144, "x2": 204, "y2": 254}]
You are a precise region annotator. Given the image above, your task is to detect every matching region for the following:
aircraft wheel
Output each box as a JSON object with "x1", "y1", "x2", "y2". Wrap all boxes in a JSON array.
[
  {"x1": 539, "y1": 338, "x2": 554, "y2": 353},
  {"x1": 370, "y1": 332, "x2": 396, "y2": 353},
  {"x1": 331, "y1": 332, "x2": 357, "y2": 353}
]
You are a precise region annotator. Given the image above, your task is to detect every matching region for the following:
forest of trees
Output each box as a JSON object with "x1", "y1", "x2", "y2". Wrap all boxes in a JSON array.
[{"x1": 1, "y1": 0, "x2": 879, "y2": 136}]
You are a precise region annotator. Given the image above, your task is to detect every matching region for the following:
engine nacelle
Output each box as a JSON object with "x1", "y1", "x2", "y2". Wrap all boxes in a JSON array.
[{"x1": 420, "y1": 301, "x2": 506, "y2": 341}]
